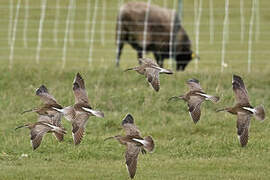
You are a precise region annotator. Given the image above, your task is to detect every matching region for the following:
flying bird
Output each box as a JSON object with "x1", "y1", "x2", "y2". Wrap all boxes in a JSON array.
[
  {"x1": 21, "y1": 85, "x2": 65, "y2": 141},
  {"x1": 52, "y1": 73, "x2": 104, "y2": 145},
  {"x1": 169, "y1": 78, "x2": 220, "y2": 123},
  {"x1": 15, "y1": 115, "x2": 67, "y2": 150},
  {"x1": 217, "y1": 74, "x2": 265, "y2": 147},
  {"x1": 125, "y1": 58, "x2": 173, "y2": 92},
  {"x1": 105, "y1": 114, "x2": 155, "y2": 179}
]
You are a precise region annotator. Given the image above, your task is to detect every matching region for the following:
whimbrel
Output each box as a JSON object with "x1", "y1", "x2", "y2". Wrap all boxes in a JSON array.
[
  {"x1": 125, "y1": 58, "x2": 173, "y2": 92},
  {"x1": 15, "y1": 115, "x2": 66, "y2": 150},
  {"x1": 217, "y1": 75, "x2": 265, "y2": 147},
  {"x1": 22, "y1": 85, "x2": 65, "y2": 141},
  {"x1": 105, "y1": 114, "x2": 154, "y2": 179},
  {"x1": 53, "y1": 73, "x2": 104, "y2": 145},
  {"x1": 169, "y1": 78, "x2": 220, "y2": 123}
]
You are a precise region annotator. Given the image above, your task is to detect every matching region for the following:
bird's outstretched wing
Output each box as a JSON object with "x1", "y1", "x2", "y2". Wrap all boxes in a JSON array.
[
  {"x1": 38, "y1": 114, "x2": 64, "y2": 142},
  {"x1": 145, "y1": 68, "x2": 160, "y2": 92},
  {"x1": 232, "y1": 75, "x2": 250, "y2": 106},
  {"x1": 139, "y1": 58, "x2": 158, "y2": 67},
  {"x1": 30, "y1": 124, "x2": 51, "y2": 150},
  {"x1": 72, "y1": 112, "x2": 89, "y2": 145},
  {"x1": 36, "y1": 85, "x2": 58, "y2": 105},
  {"x1": 186, "y1": 79, "x2": 203, "y2": 91},
  {"x1": 188, "y1": 96, "x2": 205, "y2": 123},
  {"x1": 122, "y1": 114, "x2": 141, "y2": 137},
  {"x1": 73, "y1": 73, "x2": 89, "y2": 104},
  {"x1": 125, "y1": 142, "x2": 141, "y2": 179},
  {"x1": 237, "y1": 112, "x2": 251, "y2": 147}
]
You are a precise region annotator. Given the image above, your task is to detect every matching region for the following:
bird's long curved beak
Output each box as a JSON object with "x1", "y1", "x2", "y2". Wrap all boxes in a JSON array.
[
  {"x1": 15, "y1": 125, "x2": 26, "y2": 130},
  {"x1": 168, "y1": 96, "x2": 182, "y2": 102},
  {"x1": 104, "y1": 136, "x2": 115, "y2": 141},
  {"x1": 21, "y1": 109, "x2": 34, "y2": 115},
  {"x1": 124, "y1": 68, "x2": 134, "y2": 72},
  {"x1": 216, "y1": 108, "x2": 226, "y2": 112}
]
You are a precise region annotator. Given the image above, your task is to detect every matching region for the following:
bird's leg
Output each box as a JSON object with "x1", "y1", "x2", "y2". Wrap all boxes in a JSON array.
[
  {"x1": 21, "y1": 108, "x2": 37, "y2": 114},
  {"x1": 104, "y1": 136, "x2": 115, "y2": 141},
  {"x1": 216, "y1": 108, "x2": 227, "y2": 112},
  {"x1": 141, "y1": 148, "x2": 147, "y2": 155},
  {"x1": 116, "y1": 42, "x2": 124, "y2": 67},
  {"x1": 137, "y1": 51, "x2": 143, "y2": 64}
]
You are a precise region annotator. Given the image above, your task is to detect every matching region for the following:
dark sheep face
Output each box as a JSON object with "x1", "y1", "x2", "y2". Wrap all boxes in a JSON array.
[{"x1": 175, "y1": 51, "x2": 193, "y2": 71}]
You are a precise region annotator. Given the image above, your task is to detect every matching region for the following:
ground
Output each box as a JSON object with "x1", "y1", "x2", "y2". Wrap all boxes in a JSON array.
[{"x1": 0, "y1": 0, "x2": 270, "y2": 179}]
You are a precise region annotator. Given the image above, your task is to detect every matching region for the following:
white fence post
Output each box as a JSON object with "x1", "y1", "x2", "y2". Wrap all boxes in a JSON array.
[
  {"x1": 85, "y1": 0, "x2": 91, "y2": 44},
  {"x1": 36, "y1": 0, "x2": 47, "y2": 64},
  {"x1": 255, "y1": 0, "x2": 260, "y2": 41},
  {"x1": 54, "y1": 0, "x2": 60, "y2": 45},
  {"x1": 221, "y1": 0, "x2": 229, "y2": 72},
  {"x1": 69, "y1": 0, "x2": 76, "y2": 46},
  {"x1": 240, "y1": 0, "x2": 245, "y2": 43},
  {"x1": 248, "y1": 0, "x2": 256, "y2": 73},
  {"x1": 8, "y1": 0, "x2": 13, "y2": 46},
  {"x1": 9, "y1": 0, "x2": 21, "y2": 69},
  {"x1": 169, "y1": 0, "x2": 177, "y2": 69},
  {"x1": 209, "y1": 0, "x2": 214, "y2": 44},
  {"x1": 23, "y1": 0, "x2": 29, "y2": 48},
  {"x1": 61, "y1": 0, "x2": 73, "y2": 69},
  {"x1": 194, "y1": 0, "x2": 202, "y2": 72},
  {"x1": 101, "y1": 0, "x2": 106, "y2": 46},
  {"x1": 88, "y1": 0, "x2": 98, "y2": 65},
  {"x1": 142, "y1": 0, "x2": 151, "y2": 58}
]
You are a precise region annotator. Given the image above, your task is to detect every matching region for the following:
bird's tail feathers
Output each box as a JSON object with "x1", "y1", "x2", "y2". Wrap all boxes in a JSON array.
[
  {"x1": 196, "y1": 92, "x2": 219, "y2": 103},
  {"x1": 81, "y1": 107, "x2": 104, "y2": 118},
  {"x1": 254, "y1": 105, "x2": 265, "y2": 121},
  {"x1": 207, "y1": 95, "x2": 220, "y2": 103},
  {"x1": 158, "y1": 68, "x2": 173, "y2": 74},
  {"x1": 143, "y1": 136, "x2": 155, "y2": 152},
  {"x1": 56, "y1": 127, "x2": 67, "y2": 135}
]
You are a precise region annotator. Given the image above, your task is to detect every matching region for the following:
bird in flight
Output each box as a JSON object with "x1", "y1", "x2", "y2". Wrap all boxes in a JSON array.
[
  {"x1": 105, "y1": 114, "x2": 155, "y2": 179},
  {"x1": 169, "y1": 78, "x2": 220, "y2": 123},
  {"x1": 15, "y1": 115, "x2": 66, "y2": 150},
  {"x1": 125, "y1": 58, "x2": 173, "y2": 92},
  {"x1": 53, "y1": 73, "x2": 104, "y2": 145},
  {"x1": 21, "y1": 85, "x2": 65, "y2": 142},
  {"x1": 217, "y1": 74, "x2": 265, "y2": 147}
]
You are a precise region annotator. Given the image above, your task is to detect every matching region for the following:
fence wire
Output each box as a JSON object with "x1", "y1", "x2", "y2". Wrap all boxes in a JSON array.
[{"x1": 1, "y1": 0, "x2": 268, "y2": 72}]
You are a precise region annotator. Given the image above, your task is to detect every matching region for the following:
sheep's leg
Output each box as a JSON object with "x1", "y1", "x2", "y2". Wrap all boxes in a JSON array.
[
  {"x1": 154, "y1": 53, "x2": 163, "y2": 68},
  {"x1": 116, "y1": 42, "x2": 124, "y2": 67},
  {"x1": 137, "y1": 51, "x2": 143, "y2": 64},
  {"x1": 176, "y1": 61, "x2": 186, "y2": 71}
]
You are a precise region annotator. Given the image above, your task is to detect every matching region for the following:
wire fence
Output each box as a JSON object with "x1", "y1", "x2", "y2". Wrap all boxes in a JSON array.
[{"x1": 1, "y1": 0, "x2": 269, "y2": 72}]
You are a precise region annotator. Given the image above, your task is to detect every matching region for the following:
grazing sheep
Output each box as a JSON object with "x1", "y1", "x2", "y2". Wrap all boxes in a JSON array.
[{"x1": 116, "y1": 1, "x2": 197, "y2": 71}]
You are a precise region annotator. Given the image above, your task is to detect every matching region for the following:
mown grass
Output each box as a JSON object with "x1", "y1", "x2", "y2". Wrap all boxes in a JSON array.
[
  {"x1": 0, "y1": 62, "x2": 269, "y2": 179},
  {"x1": 0, "y1": 0, "x2": 270, "y2": 179}
]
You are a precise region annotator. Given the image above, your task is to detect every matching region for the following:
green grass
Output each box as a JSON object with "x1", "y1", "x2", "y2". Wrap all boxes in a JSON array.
[{"x1": 0, "y1": 0, "x2": 270, "y2": 179}]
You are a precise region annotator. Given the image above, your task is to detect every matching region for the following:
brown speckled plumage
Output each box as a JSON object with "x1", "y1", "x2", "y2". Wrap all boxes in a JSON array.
[
  {"x1": 125, "y1": 58, "x2": 173, "y2": 92},
  {"x1": 52, "y1": 73, "x2": 104, "y2": 145},
  {"x1": 217, "y1": 75, "x2": 265, "y2": 147},
  {"x1": 169, "y1": 78, "x2": 219, "y2": 124},
  {"x1": 105, "y1": 114, "x2": 154, "y2": 179}
]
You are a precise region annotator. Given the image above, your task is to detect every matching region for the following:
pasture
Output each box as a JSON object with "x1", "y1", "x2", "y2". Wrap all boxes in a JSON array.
[{"x1": 0, "y1": 0, "x2": 270, "y2": 179}]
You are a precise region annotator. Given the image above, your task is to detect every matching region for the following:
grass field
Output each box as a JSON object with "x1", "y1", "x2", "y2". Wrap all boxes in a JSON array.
[{"x1": 0, "y1": 0, "x2": 270, "y2": 179}]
